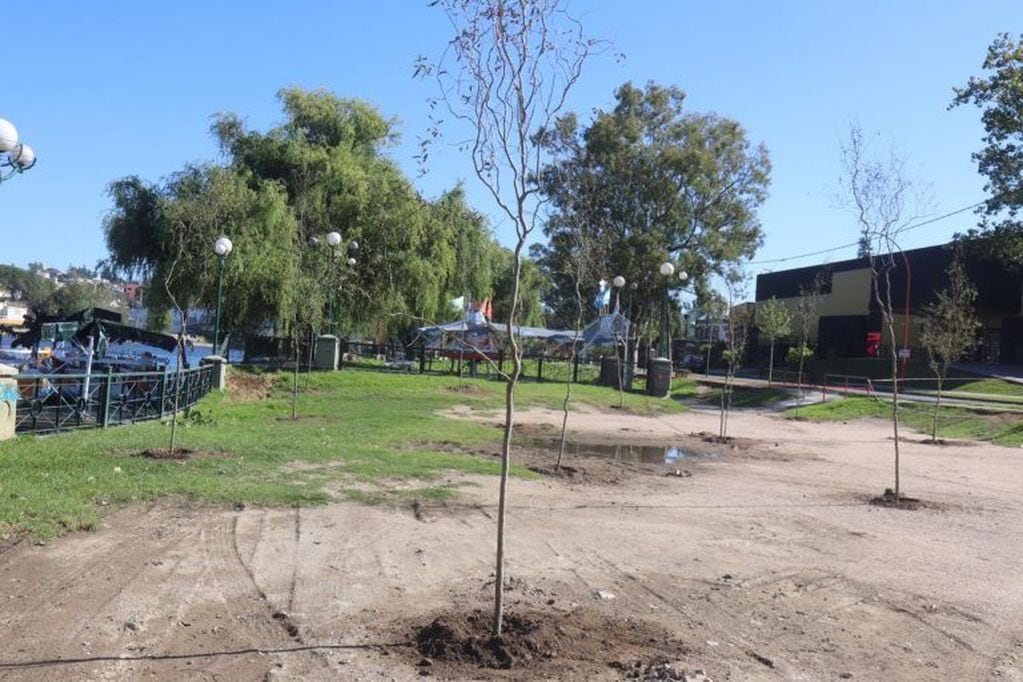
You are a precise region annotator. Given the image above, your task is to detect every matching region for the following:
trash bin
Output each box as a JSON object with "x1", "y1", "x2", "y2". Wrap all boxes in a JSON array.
[
  {"x1": 599, "y1": 356, "x2": 616, "y2": 386},
  {"x1": 600, "y1": 355, "x2": 632, "y2": 390},
  {"x1": 646, "y1": 357, "x2": 672, "y2": 396},
  {"x1": 313, "y1": 335, "x2": 340, "y2": 370}
]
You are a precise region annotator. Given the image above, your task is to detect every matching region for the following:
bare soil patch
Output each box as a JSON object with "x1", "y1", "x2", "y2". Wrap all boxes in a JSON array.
[
  {"x1": 442, "y1": 384, "x2": 490, "y2": 396},
  {"x1": 1, "y1": 407, "x2": 1021, "y2": 679},
  {"x1": 225, "y1": 371, "x2": 273, "y2": 401},
  {"x1": 129, "y1": 448, "x2": 232, "y2": 461},
  {"x1": 410, "y1": 607, "x2": 687, "y2": 676}
]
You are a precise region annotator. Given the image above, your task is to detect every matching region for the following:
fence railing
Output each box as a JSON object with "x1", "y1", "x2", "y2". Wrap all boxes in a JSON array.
[
  {"x1": 343, "y1": 342, "x2": 609, "y2": 384},
  {"x1": 234, "y1": 338, "x2": 615, "y2": 385},
  {"x1": 13, "y1": 365, "x2": 215, "y2": 435}
]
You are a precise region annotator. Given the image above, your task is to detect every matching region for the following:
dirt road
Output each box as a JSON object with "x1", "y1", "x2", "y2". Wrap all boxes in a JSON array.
[{"x1": 0, "y1": 405, "x2": 1020, "y2": 680}]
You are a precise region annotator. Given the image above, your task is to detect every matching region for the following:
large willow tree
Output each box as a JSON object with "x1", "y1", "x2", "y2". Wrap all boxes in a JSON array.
[
  {"x1": 104, "y1": 165, "x2": 297, "y2": 335},
  {"x1": 212, "y1": 88, "x2": 502, "y2": 335},
  {"x1": 105, "y1": 88, "x2": 522, "y2": 340}
]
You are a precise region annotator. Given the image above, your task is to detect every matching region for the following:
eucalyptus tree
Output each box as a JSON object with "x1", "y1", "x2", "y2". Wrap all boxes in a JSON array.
[{"x1": 535, "y1": 82, "x2": 771, "y2": 332}]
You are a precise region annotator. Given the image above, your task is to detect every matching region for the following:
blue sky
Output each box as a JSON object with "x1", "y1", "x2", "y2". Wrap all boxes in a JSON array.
[{"x1": 2, "y1": 1, "x2": 1018, "y2": 282}]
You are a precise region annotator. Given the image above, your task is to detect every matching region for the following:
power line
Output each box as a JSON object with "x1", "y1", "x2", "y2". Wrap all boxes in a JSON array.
[{"x1": 749, "y1": 200, "x2": 986, "y2": 266}]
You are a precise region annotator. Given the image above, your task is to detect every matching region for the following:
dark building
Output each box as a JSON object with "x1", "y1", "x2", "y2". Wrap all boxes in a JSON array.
[{"x1": 754, "y1": 243, "x2": 1023, "y2": 364}]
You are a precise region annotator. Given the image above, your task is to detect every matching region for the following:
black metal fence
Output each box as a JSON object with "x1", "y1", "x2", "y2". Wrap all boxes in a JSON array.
[
  {"x1": 338, "y1": 341, "x2": 607, "y2": 384},
  {"x1": 231, "y1": 336, "x2": 611, "y2": 385},
  {"x1": 12, "y1": 365, "x2": 215, "y2": 435}
]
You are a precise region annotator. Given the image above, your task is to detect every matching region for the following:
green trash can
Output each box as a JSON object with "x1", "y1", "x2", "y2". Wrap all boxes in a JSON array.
[
  {"x1": 600, "y1": 355, "x2": 632, "y2": 389},
  {"x1": 646, "y1": 357, "x2": 672, "y2": 397}
]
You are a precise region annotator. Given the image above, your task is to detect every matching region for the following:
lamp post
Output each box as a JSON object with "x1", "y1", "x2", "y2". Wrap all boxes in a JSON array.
[
  {"x1": 0, "y1": 118, "x2": 36, "y2": 185},
  {"x1": 612, "y1": 275, "x2": 627, "y2": 388},
  {"x1": 677, "y1": 270, "x2": 689, "y2": 342},
  {"x1": 326, "y1": 231, "x2": 342, "y2": 334},
  {"x1": 658, "y1": 261, "x2": 675, "y2": 359},
  {"x1": 612, "y1": 275, "x2": 626, "y2": 310},
  {"x1": 212, "y1": 236, "x2": 233, "y2": 355}
]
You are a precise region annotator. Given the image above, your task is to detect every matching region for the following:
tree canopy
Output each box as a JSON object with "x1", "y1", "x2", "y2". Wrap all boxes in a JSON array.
[
  {"x1": 104, "y1": 88, "x2": 526, "y2": 340},
  {"x1": 0, "y1": 265, "x2": 55, "y2": 310},
  {"x1": 953, "y1": 33, "x2": 1023, "y2": 265},
  {"x1": 105, "y1": 165, "x2": 297, "y2": 334},
  {"x1": 533, "y1": 82, "x2": 770, "y2": 334}
]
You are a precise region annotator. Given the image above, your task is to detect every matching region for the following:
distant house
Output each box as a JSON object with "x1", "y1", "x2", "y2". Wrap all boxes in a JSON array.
[
  {"x1": 0, "y1": 301, "x2": 29, "y2": 327},
  {"x1": 122, "y1": 282, "x2": 143, "y2": 305},
  {"x1": 754, "y1": 242, "x2": 1023, "y2": 364}
]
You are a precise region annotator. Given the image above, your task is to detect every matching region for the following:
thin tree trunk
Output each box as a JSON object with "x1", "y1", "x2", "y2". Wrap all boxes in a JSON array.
[
  {"x1": 169, "y1": 314, "x2": 188, "y2": 455},
  {"x1": 292, "y1": 331, "x2": 300, "y2": 420},
  {"x1": 768, "y1": 339, "x2": 775, "y2": 386},
  {"x1": 719, "y1": 378, "x2": 726, "y2": 440},
  {"x1": 931, "y1": 374, "x2": 943, "y2": 443},
  {"x1": 306, "y1": 327, "x2": 315, "y2": 388},
  {"x1": 556, "y1": 277, "x2": 585, "y2": 474},
  {"x1": 795, "y1": 335, "x2": 807, "y2": 417},
  {"x1": 493, "y1": 243, "x2": 525, "y2": 638},
  {"x1": 878, "y1": 266, "x2": 901, "y2": 502},
  {"x1": 887, "y1": 341, "x2": 904, "y2": 501}
]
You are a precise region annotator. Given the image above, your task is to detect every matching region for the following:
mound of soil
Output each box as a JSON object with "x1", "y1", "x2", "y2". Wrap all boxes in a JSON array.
[
  {"x1": 130, "y1": 448, "x2": 231, "y2": 461},
  {"x1": 897, "y1": 436, "x2": 977, "y2": 447},
  {"x1": 412, "y1": 607, "x2": 687, "y2": 675},
  {"x1": 690, "y1": 431, "x2": 748, "y2": 449},
  {"x1": 869, "y1": 488, "x2": 925, "y2": 510},
  {"x1": 226, "y1": 372, "x2": 273, "y2": 401}
]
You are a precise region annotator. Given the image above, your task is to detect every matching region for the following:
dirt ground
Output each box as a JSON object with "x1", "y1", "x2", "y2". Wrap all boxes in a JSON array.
[{"x1": 1, "y1": 403, "x2": 1021, "y2": 680}]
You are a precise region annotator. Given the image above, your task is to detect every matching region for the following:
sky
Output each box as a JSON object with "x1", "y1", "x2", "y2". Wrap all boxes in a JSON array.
[{"x1": 1, "y1": 1, "x2": 1018, "y2": 286}]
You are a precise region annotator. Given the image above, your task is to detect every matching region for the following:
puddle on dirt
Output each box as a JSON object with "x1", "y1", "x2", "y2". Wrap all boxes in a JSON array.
[{"x1": 526, "y1": 438, "x2": 722, "y2": 465}]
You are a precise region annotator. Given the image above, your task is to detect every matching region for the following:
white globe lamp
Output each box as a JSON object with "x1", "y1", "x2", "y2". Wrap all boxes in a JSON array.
[
  {"x1": 213, "y1": 236, "x2": 233, "y2": 257},
  {"x1": 10, "y1": 144, "x2": 34, "y2": 168},
  {"x1": 0, "y1": 119, "x2": 18, "y2": 153}
]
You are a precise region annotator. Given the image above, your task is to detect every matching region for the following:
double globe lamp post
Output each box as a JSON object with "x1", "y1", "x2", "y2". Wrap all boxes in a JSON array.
[
  {"x1": 0, "y1": 118, "x2": 37, "y2": 185},
  {"x1": 323, "y1": 231, "x2": 358, "y2": 336},
  {"x1": 657, "y1": 263, "x2": 687, "y2": 359}
]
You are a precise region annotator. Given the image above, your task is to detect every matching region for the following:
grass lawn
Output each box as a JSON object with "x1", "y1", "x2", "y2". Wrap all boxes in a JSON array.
[
  {"x1": 789, "y1": 396, "x2": 1023, "y2": 446},
  {"x1": 0, "y1": 369, "x2": 690, "y2": 539},
  {"x1": 943, "y1": 376, "x2": 1023, "y2": 399}
]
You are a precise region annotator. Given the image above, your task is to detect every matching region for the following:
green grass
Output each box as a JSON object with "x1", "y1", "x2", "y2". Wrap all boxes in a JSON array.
[
  {"x1": 700, "y1": 386, "x2": 795, "y2": 408},
  {"x1": 0, "y1": 368, "x2": 686, "y2": 539},
  {"x1": 788, "y1": 396, "x2": 1023, "y2": 446},
  {"x1": 943, "y1": 376, "x2": 1023, "y2": 398}
]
